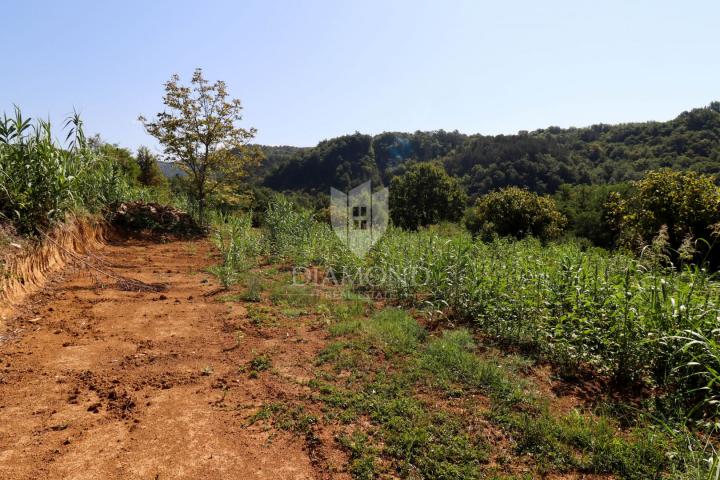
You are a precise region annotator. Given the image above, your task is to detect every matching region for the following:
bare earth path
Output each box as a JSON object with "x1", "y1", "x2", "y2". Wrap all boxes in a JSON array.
[{"x1": 0, "y1": 237, "x2": 343, "y2": 480}]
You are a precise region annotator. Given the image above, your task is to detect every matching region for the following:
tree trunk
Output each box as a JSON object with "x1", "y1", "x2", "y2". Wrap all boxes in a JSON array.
[
  {"x1": 196, "y1": 179, "x2": 206, "y2": 226},
  {"x1": 198, "y1": 195, "x2": 206, "y2": 226}
]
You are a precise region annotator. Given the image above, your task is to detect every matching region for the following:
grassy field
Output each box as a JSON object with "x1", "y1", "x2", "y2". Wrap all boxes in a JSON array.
[{"x1": 208, "y1": 199, "x2": 720, "y2": 478}]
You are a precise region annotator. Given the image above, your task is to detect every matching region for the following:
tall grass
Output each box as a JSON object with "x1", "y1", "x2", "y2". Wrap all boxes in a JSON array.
[
  {"x1": 208, "y1": 211, "x2": 265, "y2": 288},
  {"x1": 264, "y1": 196, "x2": 356, "y2": 268},
  {"x1": 262, "y1": 197, "x2": 720, "y2": 422},
  {"x1": 368, "y1": 230, "x2": 720, "y2": 415},
  {"x1": 676, "y1": 328, "x2": 720, "y2": 423},
  {"x1": 0, "y1": 108, "x2": 129, "y2": 233}
]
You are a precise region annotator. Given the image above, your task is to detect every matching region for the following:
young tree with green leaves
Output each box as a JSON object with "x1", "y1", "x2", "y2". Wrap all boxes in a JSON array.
[
  {"x1": 135, "y1": 146, "x2": 166, "y2": 187},
  {"x1": 389, "y1": 163, "x2": 466, "y2": 230},
  {"x1": 140, "y1": 68, "x2": 261, "y2": 222}
]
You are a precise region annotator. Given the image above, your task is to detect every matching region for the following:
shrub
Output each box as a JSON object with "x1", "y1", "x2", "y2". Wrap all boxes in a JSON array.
[
  {"x1": 465, "y1": 186, "x2": 566, "y2": 241},
  {"x1": 606, "y1": 169, "x2": 720, "y2": 266}
]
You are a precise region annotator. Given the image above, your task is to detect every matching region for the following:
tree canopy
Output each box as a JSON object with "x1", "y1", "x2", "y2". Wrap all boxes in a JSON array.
[
  {"x1": 257, "y1": 103, "x2": 720, "y2": 199},
  {"x1": 606, "y1": 169, "x2": 720, "y2": 265},
  {"x1": 389, "y1": 163, "x2": 466, "y2": 230},
  {"x1": 140, "y1": 68, "x2": 261, "y2": 221}
]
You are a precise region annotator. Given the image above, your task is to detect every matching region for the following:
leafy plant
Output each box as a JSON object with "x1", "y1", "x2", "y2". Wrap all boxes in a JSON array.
[
  {"x1": 606, "y1": 169, "x2": 720, "y2": 267},
  {"x1": 208, "y1": 212, "x2": 264, "y2": 288},
  {"x1": 0, "y1": 108, "x2": 129, "y2": 233},
  {"x1": 465, "y1": 186, "x2": 566, "y2": 241}
]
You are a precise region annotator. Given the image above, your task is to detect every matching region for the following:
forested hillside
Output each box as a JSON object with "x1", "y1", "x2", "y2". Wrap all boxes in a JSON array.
[
  {"x1": 251, "y1": 145, "x2": 308, "y2": 182},
  {"x1": 262, "y1": 131, "x2": 465, "y2": 193},
  {"x1": 155, "y1": 145, "x2": 308, "y2": 182},
  {"x1": 260, "y1": 103, "x2": 720, "y2": 196}
]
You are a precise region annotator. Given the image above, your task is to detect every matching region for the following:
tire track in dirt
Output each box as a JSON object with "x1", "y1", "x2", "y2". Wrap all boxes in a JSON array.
[{"x1": 0, "y1": 237, "x2": 346, "y2": 480}]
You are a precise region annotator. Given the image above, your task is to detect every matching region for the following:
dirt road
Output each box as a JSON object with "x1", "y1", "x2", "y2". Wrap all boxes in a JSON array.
[{"x1": 0, "y1": 237, "x2": 344, "y2": 479}]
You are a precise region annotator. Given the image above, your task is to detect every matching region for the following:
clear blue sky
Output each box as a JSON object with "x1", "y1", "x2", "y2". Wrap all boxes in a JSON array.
[{"x1": 3, "y1": 0, "x2": 719, "y2": 152}]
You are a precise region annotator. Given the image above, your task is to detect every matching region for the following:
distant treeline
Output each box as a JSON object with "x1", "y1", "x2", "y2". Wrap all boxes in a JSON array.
[{"x1": 258, "y1": 102, "x2": 720, "y2": 196}]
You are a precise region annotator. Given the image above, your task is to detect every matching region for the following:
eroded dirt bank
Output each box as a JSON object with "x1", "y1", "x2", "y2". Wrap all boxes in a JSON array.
[
  {"x1": 0, "y1": 216, "x2": 107, "y2": 321},
  {"x1": 0, "y1": 237, "x2": 343, "y2": 480}
]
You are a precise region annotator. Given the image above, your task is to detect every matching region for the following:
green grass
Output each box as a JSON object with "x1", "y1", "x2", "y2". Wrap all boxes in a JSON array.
[
  {"x1": 329, "y1": 319, "x2": 363, "y2": 337},
  {"x1": 337, "y1": 432, "x2": 378, "y2": 479},
  {"x1": 316, "y1": 340, "x2": 368, "y2": 371},
  {"x1": 248, "y1": 402, "x2": 317, "y2": 434},
  {"x1": 310, "y1": 309, "x2": 499, "y2": 478},
  {"x1": 270, "y1": 283, "x2": 319, "y2": 307},
  {"x1": 418, "y1": 330, "x2": 521, "y2": 400},
  {"x1": 364, "y1": 308, "x2": 426, "y2": 356},
  {"x1": 314, "y1": 372, "x2": 489, "y2": 479},
  {"x1": 494, "y1": 409, "x2": 672, "y2": 478},
  {"x1": 263, "y1": 201, "x2": 720, "y2": 422},
  {"x1": 307, "y1": 305, "x2": 716, "y2": 479}
]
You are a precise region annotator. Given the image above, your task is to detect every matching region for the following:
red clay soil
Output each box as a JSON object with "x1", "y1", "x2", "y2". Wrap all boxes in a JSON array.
[{"x1": 0, "y1": 237, "x2": 346, "y2": 480}]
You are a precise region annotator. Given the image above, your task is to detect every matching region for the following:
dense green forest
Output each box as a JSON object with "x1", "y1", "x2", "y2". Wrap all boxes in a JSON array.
[
  {"x1": 262, "y1": 130, "x2": 466, "y2": 193},
  {"x1": 251, "y1": 145, "x2": 308, "y2": 182},
  {"x1": 259, "y1": 103, "x2": 720, "y2": 196}
]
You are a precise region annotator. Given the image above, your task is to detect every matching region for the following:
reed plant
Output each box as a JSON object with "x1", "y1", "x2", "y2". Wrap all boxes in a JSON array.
[{"x1": 0, "y1": 108, "x2": 128, "y2": 233}]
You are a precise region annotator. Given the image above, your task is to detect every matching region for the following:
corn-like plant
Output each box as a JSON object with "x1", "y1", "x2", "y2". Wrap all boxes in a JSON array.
[
  {"x1": 674, "y1": 329, "x2": 720, "y2": 423},
  {"x1": 0, "y1": 107, "x2": 128, "y2": 233},
  {"x1": 264, "y1": 196, "x2": 344, "y2": 266},
  {"x1": 208, "y1": 211, "x2": 265, "y2": 288},
  {"x1": 262, "y1": 196, "x2": 720, "y2": 421}
]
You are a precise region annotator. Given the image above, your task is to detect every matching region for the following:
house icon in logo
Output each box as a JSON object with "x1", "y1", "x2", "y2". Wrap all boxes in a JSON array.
[
  {"x1": 331, "y1": 181, "x2": 389, "y2": 257},
  {"x1": 352, "y1": 205, "x2": 368, "y2": 230}
]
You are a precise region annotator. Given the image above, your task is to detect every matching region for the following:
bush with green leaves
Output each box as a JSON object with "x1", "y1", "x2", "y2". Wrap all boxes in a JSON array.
[
  {"x1": 465, "y1": 186, "x2": 566, "y2": 241},
  {"x1": 606, "y1": 169, "x2": 720, "y2": 267},
  {"x1": 389, "y1": 162, "x2": 466, "y2": 230}
]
